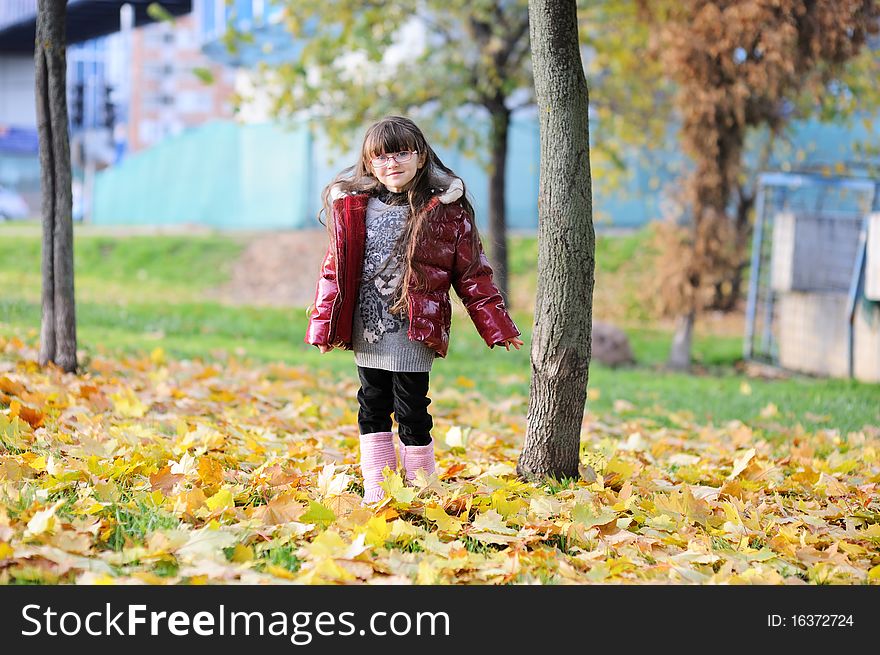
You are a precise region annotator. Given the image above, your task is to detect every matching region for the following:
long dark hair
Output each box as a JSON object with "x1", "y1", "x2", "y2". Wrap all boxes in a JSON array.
[{"x1": 319, "y1": 116, "x2": 481, "y2": 315}]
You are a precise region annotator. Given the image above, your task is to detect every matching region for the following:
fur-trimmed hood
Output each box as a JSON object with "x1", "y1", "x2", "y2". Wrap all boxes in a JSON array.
[{"x1": 329, "y1": 176, "x2": 464, "y2": 205}]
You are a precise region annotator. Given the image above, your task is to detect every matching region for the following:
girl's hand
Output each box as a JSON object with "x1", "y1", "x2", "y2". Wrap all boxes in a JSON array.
[
  {"x1": 499, "y1": 337, "x2": 524, "y2": 351},
  {"x1": 318, "y1": 344, "x2": 333, "y2": 354}
]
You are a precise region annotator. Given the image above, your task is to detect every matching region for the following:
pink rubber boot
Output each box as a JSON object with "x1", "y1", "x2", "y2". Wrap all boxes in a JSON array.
[
  {"x1": 400, "y1": 437, "x2": 436, "y2": 483},
  {"x1": 359, "y1": 431, "x2": 397, "y2": 504}
]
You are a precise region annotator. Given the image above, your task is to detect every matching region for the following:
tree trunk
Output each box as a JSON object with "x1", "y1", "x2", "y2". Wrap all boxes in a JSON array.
[
  {"x1": 710, "y1": 191, "x2": 754, "y2": 311},
  {"x1": 487, "y1": 104, "x2": 510, "y2": 307},
  {"x1": 667, "y1": 309, "x2": 695, "y2": 371},
  {"x1": 518, "y1": 0, "x2": 594, "y2": 481},
  {"x1": 35, "y1": 0, "x2": 77, "y2": 373}
]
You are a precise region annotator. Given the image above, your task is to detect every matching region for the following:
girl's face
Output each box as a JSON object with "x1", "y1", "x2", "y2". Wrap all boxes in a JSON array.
[{"x1": 369, "y1": 149, "x2": 425, "y2": 193}]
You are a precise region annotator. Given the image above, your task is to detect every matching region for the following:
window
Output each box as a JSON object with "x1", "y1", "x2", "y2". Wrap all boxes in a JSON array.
[
  {"x1": 143, "y1": 93, "x2": 175, "y2": 111},
  {"x1": 177, "y1": 91, "x2": 213, "y2": 114}
]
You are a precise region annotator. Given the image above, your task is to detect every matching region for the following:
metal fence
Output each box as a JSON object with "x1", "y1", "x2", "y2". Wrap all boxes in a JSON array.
[{"x1": 744, "y1": 171, "x2": 880, "y2": 378}]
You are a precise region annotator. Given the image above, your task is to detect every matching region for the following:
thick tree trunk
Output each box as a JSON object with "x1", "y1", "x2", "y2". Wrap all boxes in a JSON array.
[
  {"x1": 667, "y1": 309, "x2": 695, "y2": 371},
  {"x1": 518, "y1": 0, "x2": 594, "y2": 481},
  {"x1": 35, "y1": 0, "x2": 77, "y2": 372},
  {"x1": 487, "y1": 104, "x2": 510, "y2": 307},
  {"x1": 710, "y1": 191, "x2": 753, "y2": 311}
]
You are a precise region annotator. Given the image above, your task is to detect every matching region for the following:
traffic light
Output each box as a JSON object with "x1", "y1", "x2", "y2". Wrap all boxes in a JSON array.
[
  {"x1": 103, "y1": 85, "x2": 115, "y2": 130},
  {"x1": 71, "y1": 82, "x2": 84, "y2": 129}
]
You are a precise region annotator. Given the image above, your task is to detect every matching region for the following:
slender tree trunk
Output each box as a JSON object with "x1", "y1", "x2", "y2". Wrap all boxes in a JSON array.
[
  {"x1": 518, "y1": 0, "x2": 594, "y2": 481},
  {"x1": 35, "y1": 0, "x2": 77, "y2": 372},
  {"x1": 667, "y1": 309, "x2": 695, "y2": 371},
  {"x1": 487, "y1": 103, "x2": 510, "y2": 307}
]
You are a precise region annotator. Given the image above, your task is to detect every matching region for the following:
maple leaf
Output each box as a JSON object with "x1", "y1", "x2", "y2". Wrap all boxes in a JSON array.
[
  {"x1": 10, "y1": 400, "x2": 44, "y2": 429},
  {"x1": 528, "y1": 495, "x2": 563, "y2": 519},
  {"x1": 0, "y1": 375, "x2": 26, "y2": 397},
  {"x1": 489, "y1": 490, "x2": 527, "y2": 518},
  {"x1": 48, "y1": 529, "x2": 93, "y2": 555},
  {"x1": 205, "y1": 488, "x2": 235, "y2": 513},
  {"x1": 0, "y1": 412, "x2": 32, "y2": 451},
  {"x1": 24, "y1": 500, "x2": 65, "y2": 538},
  {"x1": 15, "y1": 544, "x2": 114, "y2": 576},
  {"x1": 173, "y1": 488, "x2": 208, "y2": 516},
  {"x1": 468, "y1": 510, "x2": 519, "y2": 545},
  {"x1": 389, "y1": 519, "x2": 427, "y2": 544},
  {"x1": 325, "y1": 493, "x2": 363, "y2": 519},
  {"x1": 417, "y1": 559, "x2": 441, "y2": 584},
  {"x1": 444, "y1": 425, "x2": 471, "y2": 449},
  {"x1": 300, "y1": 530, "x2": 367, "y2": 560},
  {"x1": 265, "y1": 464, "x2": 303, "y2": 487},
  {"x1": 471, "y1": 509, "x2": 517, "y2": 534},
  {"x1": 728, "y1": 448, "x2": 756, "y2": 480},
  {"x1": 362, "y1": 515, "x2": 391, "y2": 547},
  {"x1": 251, "y1": 493, "x2": 306, "y2": 525},
  {"x1": 230, "y1": 543, "x2": 254, "y2": 563},
  {"x1": 817, "y1": 472, "x2": 848, "y2": 497},
  {"x1": 176, "y1": 525, "x2": 238, "y2": 562},
  {"x1": 299, "y1": 500, "x2": 336, "y2": 527},
  {"x1": 170, "y1": 452, "x2": 198, "y2": 477},
  {"x1": 316, "y1": 463, "x2": 353, "y2": 498},
  {"x1": 572, "y1": 503, "x2": 618, "y2": 529},
  {"x1": 440, "y1": 463, "x2": 467, "y2": 480},
  {"x1": 197, "y1": 457, "x2": 225, "y2": 488},
  {"x1": 149, "y1": 465, "x2": 184, "y2": 495},
  {"x1": 425, "y1": 504, "x2": 463, "y2": 534},
  {"x1": 110, "y1": 389, "x2": 148, "y2": 418},
  {"x1": 380, "y1": 469, "x2": 417, "y2": 505},
  {"x1": 0, "y1": 542, "x2": 15, "y2": 559}
]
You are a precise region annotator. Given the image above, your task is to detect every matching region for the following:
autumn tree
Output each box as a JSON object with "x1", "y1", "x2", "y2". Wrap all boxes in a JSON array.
[
  {"x1": 640, "y1": 0, "x2": 880, "y2": 369},
  {"x1": 575, "y1": 1, "x2": 677, "y2": 195},
  {"x1": 517, "y1": 0, "x2": 594, "y2": 480},
  {"x1": 249, "y1": 0, "x2": 533, "y2": 305},
  {"x1": 34, "y1": 0, "x2": 77, "y2": 373}
]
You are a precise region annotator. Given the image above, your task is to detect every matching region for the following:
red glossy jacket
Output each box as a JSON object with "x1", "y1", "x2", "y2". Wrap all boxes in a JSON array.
[{"x1": 304, "y1": 181, "x2": 520, "y2": 358}]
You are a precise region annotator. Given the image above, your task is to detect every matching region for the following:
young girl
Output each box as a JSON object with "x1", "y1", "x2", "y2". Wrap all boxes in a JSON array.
[{"x1": 305, "y1": 116, "x2": 523, "y2": 504}]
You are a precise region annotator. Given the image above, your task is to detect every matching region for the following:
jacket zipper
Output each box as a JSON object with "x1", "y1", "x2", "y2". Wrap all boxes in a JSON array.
[{"x1": 328, "y1": 222, "x2": 344, "y2": 345}]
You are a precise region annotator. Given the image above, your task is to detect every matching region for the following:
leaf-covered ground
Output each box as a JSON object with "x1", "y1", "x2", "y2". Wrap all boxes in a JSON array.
[{"x1": 1, "y1": 335, "x2": 878, "y2": 585}]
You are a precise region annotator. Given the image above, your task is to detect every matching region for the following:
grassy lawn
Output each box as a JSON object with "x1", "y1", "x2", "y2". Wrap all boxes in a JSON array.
[{"x1": 1, "y1": 225, "x2": 877, "y2": 434}]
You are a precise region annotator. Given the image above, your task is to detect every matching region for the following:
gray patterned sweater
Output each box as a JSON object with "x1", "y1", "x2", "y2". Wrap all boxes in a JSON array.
[{"x1": 351, "y1": 195, "x2": 436, "y2": 372}]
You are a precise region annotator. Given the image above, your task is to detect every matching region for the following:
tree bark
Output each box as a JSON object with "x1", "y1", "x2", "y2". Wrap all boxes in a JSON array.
[
  {"x1": 487, "y1": 103, "x2": 510, "y2": 307},
  {"x1": 35, "y1": 0, "x2": 77, "y2": 372},
  {"x1": 518, "y1": 0, "x2": 594, "y2": 481}
]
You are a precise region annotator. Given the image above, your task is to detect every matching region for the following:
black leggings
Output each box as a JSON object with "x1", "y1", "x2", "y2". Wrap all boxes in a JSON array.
[{"x1": 356, "y1": 366, "x2": 433, "y2": 446}]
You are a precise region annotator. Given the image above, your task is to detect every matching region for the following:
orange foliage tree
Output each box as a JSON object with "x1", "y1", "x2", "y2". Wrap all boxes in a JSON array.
[{"x1": 640, "y1": 0, "x2": 880, "y2": 369}]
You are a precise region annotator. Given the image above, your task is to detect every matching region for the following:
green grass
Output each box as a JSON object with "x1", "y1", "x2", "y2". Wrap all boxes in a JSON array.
[
  {"x1": 625, "y1": 326, "x2": 744, "y2": 367},
  {"x1": 0, "y1": 233, "x2": 244, "y2": 304},
  {"x1": 507, "y1": 229, "x2": 656, "y2": 322},
  {"x1": 508, "y1": 229, "x2": 651, "y2": 276},
  {"x1": 104, "y1": 500, "x2": 180, "y2": 551},
  {"x1": 254, "y1": 545, "x2": 303, "y2": 573},
  {"x1": 1, "y1": 228, "x2": 878, "y2": 434}
]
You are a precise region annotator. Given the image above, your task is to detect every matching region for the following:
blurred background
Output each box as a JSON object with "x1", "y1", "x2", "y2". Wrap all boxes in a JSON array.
[{"x1": 1, "y1": 2, "x2": 877, "y2": 229}]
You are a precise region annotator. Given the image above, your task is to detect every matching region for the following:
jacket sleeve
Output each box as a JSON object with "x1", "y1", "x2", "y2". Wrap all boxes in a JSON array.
[
  {"x1": 450, "y1": 210, "x2": 520, "y2": 347},
  {"x1": 304, "y1": 242, "x2": 338, "y2": 347}
]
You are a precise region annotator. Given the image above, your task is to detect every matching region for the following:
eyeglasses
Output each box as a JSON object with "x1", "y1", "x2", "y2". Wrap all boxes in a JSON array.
[{"x1": 370, "y1": 151, "x2": 418, "y2": 167}]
